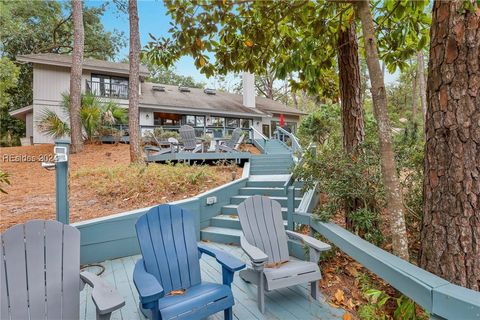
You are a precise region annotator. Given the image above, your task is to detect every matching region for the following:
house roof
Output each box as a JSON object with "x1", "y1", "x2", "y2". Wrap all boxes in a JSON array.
[
  {"x1": 9, "y1": 105, "x2": 33, "y2": 119},
  {"x1": 16, "y1": 53, "x2": 149, "y2": 77},
  {"x1": 140, "y1": 83, "x2": 306, "y2": 118}
]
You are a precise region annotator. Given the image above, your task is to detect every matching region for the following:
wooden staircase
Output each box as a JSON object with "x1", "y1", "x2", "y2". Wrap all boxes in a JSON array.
[{"x1": 200, "y1": 139, "x2": 304, "y2": 245}]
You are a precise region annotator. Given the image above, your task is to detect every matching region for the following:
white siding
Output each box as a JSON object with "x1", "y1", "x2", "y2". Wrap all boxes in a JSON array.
[{"x1": 25, "y1": 112, "x2": 33, "y2": 139}]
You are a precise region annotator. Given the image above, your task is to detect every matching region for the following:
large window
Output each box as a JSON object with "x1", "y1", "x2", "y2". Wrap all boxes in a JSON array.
[
  {"x1": 183, "y1": 115, "x2": 205, "y2": 127},
  {"x1": 153, "y1": 112, "x2": 181, "y2": 126},
  {"x1": 89, "y1": 74, "x2": 129, "y2": 99},
  {"x1": 226, "y1": 118, "x2": 240, "y2": 128},
  {"x1": 210, "y1": 116, "x2": 225, "y2": 127}
]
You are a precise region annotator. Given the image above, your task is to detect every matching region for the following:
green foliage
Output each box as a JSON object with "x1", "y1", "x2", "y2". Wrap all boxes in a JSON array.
[
  {"x1": 0, "y1": 57, "x2": 24, "y2": 146},
  {"x1": 38, "y1": 93, "x2": 126, "y2": 140},
  {"x1": 297, "y1": 105, "x2": 340, "y2": 145},
  {"x1": 1, "y1": 0, "x2": 126, "y2": 137},
  {"x1": 37, "y1": 109, "x2": 71, "y2": 138},
  {"x1": 358, "y1": 289, "x2": 391, "y2": 320},
  {"x1": 375, "y1": 0, "x2": 431, "y2": 73},
  {"x1": 357, "y1": 274, "x2": 428, "y2": 320},
  {"x1": 0, "y1": 170, "x2": 11, "y2": 194},
  {"x1": 294, "y1": 107, "x2": 385, "y2": 244},
  {"x1": 142, "y1": 58, "x2": 206, "y2": 88}
]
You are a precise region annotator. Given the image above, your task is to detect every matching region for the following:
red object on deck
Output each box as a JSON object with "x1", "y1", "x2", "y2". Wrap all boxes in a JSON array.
[{"x1": 279, "y1": 114, "x2": 285, "y2": 127}]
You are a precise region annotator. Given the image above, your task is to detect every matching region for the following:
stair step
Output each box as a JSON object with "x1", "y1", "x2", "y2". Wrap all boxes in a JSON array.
[
  {"x1": 239, "y1": 187, "x2": 296, "y2": 196},
  {"x1": 230, "y1": 195, "x2": 302, "y2": 206},
  {"x1": 210, "y1": 214, "x2": 288, "y2": 229},
  {"x1": 250, "y1": 169, "x2": 292, "y2": 175},
  {"x1": 200, "y1": 227, "x2": 242, "y2": 245},
  {"x1": 221, "y1": 204, "x2": 288, "y2": 218}
]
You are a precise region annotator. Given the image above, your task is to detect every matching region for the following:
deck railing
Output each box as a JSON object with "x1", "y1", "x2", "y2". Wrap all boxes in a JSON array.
[
  {"x1": 275, "y1": 126, "x2": 303, "y2": 157},
  {"x1": 250, "y1": 126, "x2": 269, "y2": 152},
  {"x1": 86, "y1": 80, "x2": 128, "y2": 99},
  {"x1": 287, "y1": 209, "x2": 480, "y2": 320}
]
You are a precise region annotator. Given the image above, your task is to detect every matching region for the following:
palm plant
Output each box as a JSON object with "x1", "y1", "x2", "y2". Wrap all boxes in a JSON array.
[
  {"x1": 37, "y1": 109, "x2": 71, "y2": 138},
  {"x1": 37, "y1": 92, "x2": 127, "y2": 141}
]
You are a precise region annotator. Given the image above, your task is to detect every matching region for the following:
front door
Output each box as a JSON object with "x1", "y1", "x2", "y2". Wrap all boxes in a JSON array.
[{"x1": 262, "y1": 124, "x2": 270, "y2": 138}]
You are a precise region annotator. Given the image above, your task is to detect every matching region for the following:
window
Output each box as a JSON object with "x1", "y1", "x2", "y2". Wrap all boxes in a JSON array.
[
  {"x1": 153, "y1": 112, "x2": 181, "y2": 126},
  {"x1": 195, "y1": 116, "x2": 205, "y2": 127},
  {"x1": 240, "y1": 118, "x2": 252, "y2": 129},
  {"x1": 183, "y1": 115, "x2": 205, "y2": 127},
  {"x1": 90, "y1": 74, "x2": 129, "y2": 99},
  {"x1": 226, "y1": 118, "x2": 240, "y2": 128},
  {"x1": 185, "y1": 115, "x2": 196, "y2": 126},
  {"x1": 210, "y1": 116, "x2": 225, "y2": 127}
]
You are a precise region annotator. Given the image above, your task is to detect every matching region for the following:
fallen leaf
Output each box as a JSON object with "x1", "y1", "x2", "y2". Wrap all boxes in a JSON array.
[
  {"x1": 334, "y1": 289, "x2": 345, "y2": 303},
  {"x1": 244, "y1": 40, "x2": 254, "y2": 47},
  {"x1": 345, "y1": 265, "x2": 359, "y2": 277},
  {"x1": 346, "y1": 298, "x2": 355, "y2": 309},
  {"x1": 343, "y1": 312, "x2": 352, "y2": 320}
]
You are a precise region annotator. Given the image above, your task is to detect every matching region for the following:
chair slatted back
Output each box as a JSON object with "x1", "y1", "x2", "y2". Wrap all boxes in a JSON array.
[
  {"x1": 135, "y1": 205, "x2": 201, "y2": 294},
  {"x1": 225, "y1": 128, "x2": 243, "y2": 149},
  {"x1": 237, "y1": 196, "x2": 290, "y2": 263},
  {"x1": 179, "y1": 125, "x2": 198, "y2": 150},
  {"x1": 1, "y1": 220, "x2": 81, "y2": 320}
]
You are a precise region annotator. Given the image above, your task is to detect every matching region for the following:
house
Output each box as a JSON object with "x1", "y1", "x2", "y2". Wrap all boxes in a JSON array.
[{"x1": 10, "y1": 53, "x2": 305, "y2": 144}]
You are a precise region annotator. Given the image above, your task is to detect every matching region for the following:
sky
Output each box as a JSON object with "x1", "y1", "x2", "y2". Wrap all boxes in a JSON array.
[{"x1": 86, "y1": 0, "x2": 398, "y2": 88}]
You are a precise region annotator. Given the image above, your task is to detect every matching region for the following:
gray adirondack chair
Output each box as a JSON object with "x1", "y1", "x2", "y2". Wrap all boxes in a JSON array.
[
  {"x1": 216, "y1": 128, "x2": 244, "y2": 152},
  {"x1": 179, "y1": 125, "x2": 203, "y2": 153},
  {"x1": 1, "y1": 220, "x2": 125, "y2": 320},
  {"x1": 237, "y1": 196, "x2": 331, "y2": 313},
  {"x1": 145, "y1": 137, "x2": 179, "y2": 156}
]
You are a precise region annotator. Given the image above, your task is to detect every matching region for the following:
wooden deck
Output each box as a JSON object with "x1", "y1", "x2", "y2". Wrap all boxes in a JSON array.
[{"x1": 80, "y1": 242, "x2": 345, "y2": 320}]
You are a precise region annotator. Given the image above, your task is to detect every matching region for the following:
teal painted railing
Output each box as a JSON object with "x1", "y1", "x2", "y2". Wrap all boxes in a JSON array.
[
  {"x1": 250, "y1": 125, "x2": 268, "y2": 152},
  {"x1": 275, "y1": 126, "x2": 303, "y2": 157},
  {"x1": 285, "y1": 206, "x2": 480, "y2": 319}
]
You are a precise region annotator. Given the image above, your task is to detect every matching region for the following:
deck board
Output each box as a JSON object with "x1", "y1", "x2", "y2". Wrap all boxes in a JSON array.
[{"x1": 80, "y1": 243, "x2": 344, "y2": 320}]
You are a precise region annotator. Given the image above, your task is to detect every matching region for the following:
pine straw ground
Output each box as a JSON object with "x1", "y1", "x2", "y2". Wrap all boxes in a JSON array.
[{"x1": 0, "y1": 143, "x2": 241, "y2": 232}]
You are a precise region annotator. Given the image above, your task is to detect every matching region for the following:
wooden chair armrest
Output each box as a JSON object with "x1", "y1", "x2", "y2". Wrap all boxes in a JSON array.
[
  {"x1": 285, "y1": 230, "x2": 331, "y2": 252},
  {"x1": 80, "y1": 271, "x2": 125, "y2": 315},
  {"x1": 198, "y1": 243, "x2": 245, "y2": 272},
  {"x1": 241, "y1": 235, "x2": 268, "y2": 267},
  {"x1": 133, "y1": 259, "x2": 164, "y2": 306}
]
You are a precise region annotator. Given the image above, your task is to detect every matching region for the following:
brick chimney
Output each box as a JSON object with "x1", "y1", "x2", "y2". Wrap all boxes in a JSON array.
[{"x1": 242, "y1": 72, "x2": 255, "y2": 108}]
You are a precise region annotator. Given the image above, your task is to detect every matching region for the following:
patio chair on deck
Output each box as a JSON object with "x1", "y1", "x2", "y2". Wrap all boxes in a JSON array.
[
  {"x1": 144, "y1": 137, "x2": 179, "y2": 156},
  {"x1": 216, "y1": 128, "x2": 244, "y2": 152},
  {"x1": 1, "y1": 220, "x2": 125, "y2": 320},
  {"x1": 179, "y1": 125, "x2": 203, "y2": 153},
  {"x1": 134, "y1": 204, "x2": 245, "y2": 320},
  {"x1": 237, "y1": 195, "x2": 331, "y2": 313}
]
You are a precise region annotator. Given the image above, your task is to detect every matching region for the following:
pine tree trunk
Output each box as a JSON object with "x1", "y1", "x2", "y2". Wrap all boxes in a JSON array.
[
  {"x1": 416, "y1": 51, "x2": 427, "y2": 122},
  {"x1": 69, "y1": 0, "x2": 84, "y2": 153},
  {"x1": 355, "y1": 0, "x2": 410, "y2": 260},
  {"x1": 338, "y1": 22, "x2": 364, "y2": 154},
  {"x1": 420, "y1": 0, "x2": 480, "y2": 290},
  {"x1": 412, "y1": 72, "x2": 418, "y2": 124},
  {"x1": 128, "y1": 0, "x2": 141, "y2": 163},
  {"x1": 337, "y1": 22, "x2": 364, "y2": 229}
]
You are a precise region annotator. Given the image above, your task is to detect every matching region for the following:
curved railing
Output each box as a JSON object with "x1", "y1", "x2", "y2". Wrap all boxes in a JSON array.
[{"x1": 275, "y1": 126, "x2": 303, "y2": 157}]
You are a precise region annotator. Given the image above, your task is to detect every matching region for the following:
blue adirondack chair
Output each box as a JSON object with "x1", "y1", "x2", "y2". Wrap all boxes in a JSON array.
[{"x1": 134, "y1": 204, "x2": 245, "y2": 320}]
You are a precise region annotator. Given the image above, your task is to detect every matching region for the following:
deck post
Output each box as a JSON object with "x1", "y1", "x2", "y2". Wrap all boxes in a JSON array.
[
  {"x1": 287, "y1": 186, "x2": 295, "y2": 230},
  {"x1": 54, "y1": 139, "x2": 70, "y2": 224}
]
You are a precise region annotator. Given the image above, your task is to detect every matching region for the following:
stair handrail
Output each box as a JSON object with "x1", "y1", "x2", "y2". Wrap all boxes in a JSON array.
[
  {"x1": 275, "y1": 126, "x2": 303, "y2": 156},
  {"x1": 250, "y1": 126, "x2": 268, "y2": 141},
  {"x1": 250, "y1": 126, "x2": 269, "y2": 153}
]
